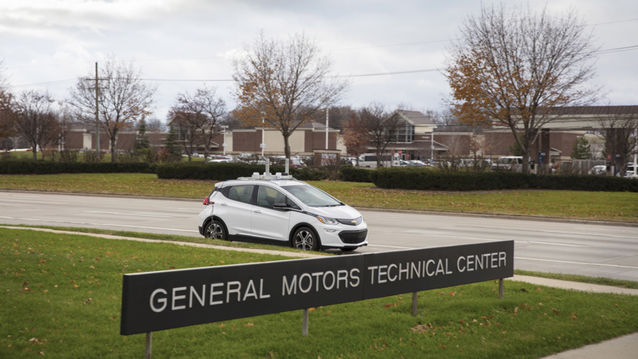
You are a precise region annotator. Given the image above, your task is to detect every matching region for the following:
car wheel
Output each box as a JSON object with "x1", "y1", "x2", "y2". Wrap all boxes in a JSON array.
[
  {"x1": 291, "y1": 226, "x2": 319, "y2": 251},
  {"x1": 204, "y1": 218, "x2": 227, "y2": 240}
]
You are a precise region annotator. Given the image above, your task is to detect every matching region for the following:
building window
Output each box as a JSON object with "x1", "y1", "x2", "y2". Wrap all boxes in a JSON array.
[{"x1": 394, "y1": 123, "x2": 414, "y2": 143}]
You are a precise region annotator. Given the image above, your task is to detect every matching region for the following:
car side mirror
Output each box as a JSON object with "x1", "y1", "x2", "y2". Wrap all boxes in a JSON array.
[{"x1": 272, "y1": 202, "x2": 289, "y2": 210}]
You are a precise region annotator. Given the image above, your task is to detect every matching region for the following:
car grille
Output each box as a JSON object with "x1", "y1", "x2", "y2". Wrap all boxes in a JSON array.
[
  {"x1": 336, "y1": 217, "x2": 362, "y2": 226},
  {"x1": 338, "y1": 229, "x2": 368, "y2": 244}
]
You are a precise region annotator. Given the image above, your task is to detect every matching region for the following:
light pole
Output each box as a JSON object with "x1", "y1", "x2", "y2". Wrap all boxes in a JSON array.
[
  {"x1": 325, "y1": 107, "x2": 329, "y2": 150},
  {"x1": 430, "y1": 131, "x2": 435, "y2": 163},
  {"x1": 220, "y1": 125, "x2": 228, "y2": 155},
  {"x1": 260, "y1": 113, "x2": 265, "y2": 158}
]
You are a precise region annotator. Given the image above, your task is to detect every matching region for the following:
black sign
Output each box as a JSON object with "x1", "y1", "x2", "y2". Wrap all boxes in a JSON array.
[{"x1": 121, "y1": 241, "x2": 514, "y2": 335}]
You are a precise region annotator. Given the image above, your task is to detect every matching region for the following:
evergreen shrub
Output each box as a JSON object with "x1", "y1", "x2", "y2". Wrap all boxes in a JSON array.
[{"x1": 372, "y1": 167, "x2": 638, "y2": 192}]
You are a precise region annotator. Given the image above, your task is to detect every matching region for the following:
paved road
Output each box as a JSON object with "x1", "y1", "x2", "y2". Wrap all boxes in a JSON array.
[{"x1": 1, "y1": 191, "x2": 637, "y2": 281}]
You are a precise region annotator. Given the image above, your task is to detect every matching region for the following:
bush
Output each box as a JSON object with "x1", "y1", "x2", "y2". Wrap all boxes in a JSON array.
[
  {"x1": 339, "y1": 166, "x2": 373, "y2": 182},
  {"x1": 371, "y1": 167, "x2": 638, "y2": 192},
  {"x1": 290, "y1": 167, "x2": 328, "y2": 181},
  {"x1": 156, "y1": 162, "x2": 267, "y2": 180},
  {"x1": 0, "y1": 160, "x2": 153, "y2": 174}
]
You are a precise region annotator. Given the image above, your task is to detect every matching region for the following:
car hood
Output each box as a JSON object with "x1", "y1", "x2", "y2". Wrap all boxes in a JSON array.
[{"x1": 310, "y1": 205, "x2": 362, "y2": 219}]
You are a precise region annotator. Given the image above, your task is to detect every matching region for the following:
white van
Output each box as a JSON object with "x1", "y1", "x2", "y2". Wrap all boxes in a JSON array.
[
  {"x1": 357, "y1": 153, "x2": 392, "y2": 168},
  {"x1": 491, "y1": 156, "x2": 523, "y2": 171}
]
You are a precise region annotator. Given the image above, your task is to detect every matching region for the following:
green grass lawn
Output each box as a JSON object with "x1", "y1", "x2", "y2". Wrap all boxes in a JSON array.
[
  {"x1": 1, "y1": 173, "x2": 637, "y2": 222},
  {"x1": 2, "y1": 228, "x2": 638, "y2": 358}
]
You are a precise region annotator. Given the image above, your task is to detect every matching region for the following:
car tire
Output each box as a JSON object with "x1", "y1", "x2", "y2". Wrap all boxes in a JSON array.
[
  {"x1": 291, "y1": 226, "x2": 319, "y2": 251},
  {"x1": 204, "y1": 218, "x2": 228, "y2": 241}
]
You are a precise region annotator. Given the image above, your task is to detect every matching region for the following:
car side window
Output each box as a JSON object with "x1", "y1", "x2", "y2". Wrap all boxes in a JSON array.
[
  {"x1": 256, "y1": 186, "x2": 286, "y2": 208},
  {"x1": 227, "y1": 185, "x2": 254, "y2": 204},
  {"x1": 286, "y1": 197, "x2": 300, "y2": 210}
]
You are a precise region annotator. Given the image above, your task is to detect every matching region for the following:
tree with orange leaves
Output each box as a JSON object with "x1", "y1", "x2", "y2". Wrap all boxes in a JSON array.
[
  {"x1": 446, "y1": 5, "x2": 597, "y2": 173},
  {"x1": 233, "y1": 33, "x2": 345, "y2": 160}
]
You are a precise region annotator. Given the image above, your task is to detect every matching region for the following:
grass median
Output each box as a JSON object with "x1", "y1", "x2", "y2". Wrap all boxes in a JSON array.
[
  {"x1": 1, "y1": 173, "x2": 637, "y2": 222},
  {"x1": 2, "y1": 227, "x2": 638, "y2": 358}
]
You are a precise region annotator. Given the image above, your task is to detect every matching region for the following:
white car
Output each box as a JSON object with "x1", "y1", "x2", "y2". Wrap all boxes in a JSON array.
[{"x1": 197, "y1": 173, "x2": 368, "y2": 251}]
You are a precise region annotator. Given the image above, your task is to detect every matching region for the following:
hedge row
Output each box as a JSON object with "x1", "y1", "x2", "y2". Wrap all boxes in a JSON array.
[
  {"x1": 156, "y1": 162, "x2": 268, "y2": 180},
  {"x1": 155, "y1": 163, "x2": 375, "y2": 182},
  {"x1": 371, "y1": 167, "x2": 638, "y2": 192},
  {"x1": 0, "y1": 160, "x2": 154, "y2": 174},
  {"x1": 3, "y1": 160, "x2": 634, "y2": 192}
]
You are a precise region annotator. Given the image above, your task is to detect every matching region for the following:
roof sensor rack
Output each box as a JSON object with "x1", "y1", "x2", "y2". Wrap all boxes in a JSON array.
[{"x1": 238, "y1": 172, "x2": 295, "y2": 181}]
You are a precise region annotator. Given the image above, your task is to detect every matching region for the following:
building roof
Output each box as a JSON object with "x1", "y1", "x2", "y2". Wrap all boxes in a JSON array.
[
  {"x1": 393, "y1": 110, "x2": 436, "y2": 125},
  {"x1": 543, "y1": 105, "x2": 638, "y2": 116},
  {"x1": 434, "y1": 125, "x2": 475, "y2": 133}
]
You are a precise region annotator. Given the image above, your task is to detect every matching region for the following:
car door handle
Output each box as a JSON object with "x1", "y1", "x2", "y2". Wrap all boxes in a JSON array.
[
  {"x1": 220, "y1": 203, "x2": 227, "y2": 207},
  {"x1": 253, "y1": 210, "x2": 261, "y2": 214}
]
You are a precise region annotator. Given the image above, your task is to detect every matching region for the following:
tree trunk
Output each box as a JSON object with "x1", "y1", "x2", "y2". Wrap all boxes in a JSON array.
[
  {"x1": 110, "y1": 136, "x2": 117, "y2": 163},
  {"x1": 283, "y1": 133, "x2": 291, "y2": 160},
  {"x1": 521, "y1": 155, "x2": 530, "y2": 174}
]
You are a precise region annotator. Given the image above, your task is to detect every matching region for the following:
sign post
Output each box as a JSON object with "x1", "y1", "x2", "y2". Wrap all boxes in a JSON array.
[
  {"x1": 302, "y1": 309, "x2": 309, "y2": 337},
  {"x1": 145, "y1": 332, "x2": 152, "y2": 359}
]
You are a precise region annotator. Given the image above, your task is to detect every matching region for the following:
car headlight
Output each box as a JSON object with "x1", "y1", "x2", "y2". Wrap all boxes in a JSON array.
[{"x1": 315, "y1": 215, "x2": 338, "y2": 225}]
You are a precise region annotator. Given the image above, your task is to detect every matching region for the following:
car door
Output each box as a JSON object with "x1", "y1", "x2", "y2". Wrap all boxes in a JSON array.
[
  {"x1": 220, "y1": 184, "x2": 255, "y2": 236},
  {"x1": 251, "y1": 185, "x2": 292, "y2": 242}
]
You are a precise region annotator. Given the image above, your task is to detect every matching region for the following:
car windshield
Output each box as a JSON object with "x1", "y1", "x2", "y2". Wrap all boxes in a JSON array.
[{"x1": 282, "y1": 184, "x2": 342, "y2": 207}]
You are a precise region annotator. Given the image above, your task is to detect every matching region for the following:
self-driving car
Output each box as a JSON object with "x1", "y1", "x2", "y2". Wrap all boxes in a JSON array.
[{"x1": 198, "y1": 172, "x2": 368, "y2": 251}]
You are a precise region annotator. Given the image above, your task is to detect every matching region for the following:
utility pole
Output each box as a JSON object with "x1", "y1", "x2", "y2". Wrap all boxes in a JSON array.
[{"x1": 430, "y1": 131, "x2": 435, "y2": 163}]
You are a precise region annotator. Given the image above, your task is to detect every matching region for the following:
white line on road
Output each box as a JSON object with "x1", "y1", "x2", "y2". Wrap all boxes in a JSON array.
[
  {"x1": 516, "y1": 256, "x2": 638, "y2": 270},
  {"x1": 526, "y1": 240, "x2": 584, "y2": 247}
]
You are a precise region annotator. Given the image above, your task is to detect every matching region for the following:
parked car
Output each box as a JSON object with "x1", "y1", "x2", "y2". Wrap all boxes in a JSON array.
[
  {"x1": 588, "y1": 165, "x2": 606, "y2": 175},
  {"x1": 207, "y1": 155, "x2": 233, "y2": 163},
  {"x1": 198, "y1": 173, "x2": 368, "y2": 251},
  {"x1": 624, "y1": 163, "x2": 637, "y2": 178},
  {"x1": 491, "y1": 156, "x2": 523, "y2": 171},
  {"x1": 407, "y1": 160, "x2": 427, "y2": 167}
]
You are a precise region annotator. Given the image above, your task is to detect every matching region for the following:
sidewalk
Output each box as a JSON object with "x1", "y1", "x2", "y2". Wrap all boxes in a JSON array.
[{"x1": 508, "y1": 275, "x2": 638, "y2": 359}]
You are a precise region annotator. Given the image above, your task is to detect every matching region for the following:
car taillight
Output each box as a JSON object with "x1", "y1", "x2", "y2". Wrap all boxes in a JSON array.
[{"x1": 203, "y1": 197, "x2": 212, "y2": 205}]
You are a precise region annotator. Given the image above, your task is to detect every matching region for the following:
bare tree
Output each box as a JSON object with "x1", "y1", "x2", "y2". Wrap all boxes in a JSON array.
[
  {"x1": 600, "y1": 113, "x2": 638, "y2": 175},
  {"x1": 446, "y1": 4, "x2": 597, "y2": 173},
  {"x1": 342, "y1": 113, "x2": 369, "y2": 164},
  {"x1": 145, "y1": 118, "x2": 166, "y2": 132},
  {"x1": 70, "y1": 59, "x2": 155, "y2": 162},
  {"x1": 358, "y1": 104, "x2": 400, "y2": 168},
  {"x1": 310, "y1": 105, "x2": 355, "y2": 131},
  {"x1": 233, "y1": 32, "x2": 346, "y2": 160},
  {"x1": 12, "y1": 91, "x2": 60, "y2": 160},
  {"x1": 170, "y1": 87, "x2": 226, "y2": 160},
  {"x1": 167, "y1": 109, "x2": 199, "y2": 161},
  {"x1": 0, "y1": 61, "x2": 15, "y2": 144}
]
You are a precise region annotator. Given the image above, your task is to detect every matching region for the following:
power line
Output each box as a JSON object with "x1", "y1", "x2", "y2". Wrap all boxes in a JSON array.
[
  {"x1": 9, "y1": 44, "x2": 638, "y2": 87},
  {"x1": 334, "y1": 68, "x2": 441, "y2": 78},
  {"x1": 596, "y1": 44, "x2": 638, "y2": 55},
  {"x1": 141, "y1": 77, "x2": 233, "y2": 82}
]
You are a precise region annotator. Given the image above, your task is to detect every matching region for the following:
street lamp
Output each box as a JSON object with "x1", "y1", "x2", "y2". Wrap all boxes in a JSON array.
[
  {"x1": 220, "y1": 125, "x2": 228, "y2": 155},
  {"x1": 260, "y1": 112, "x2": 266, "y2": 158}
]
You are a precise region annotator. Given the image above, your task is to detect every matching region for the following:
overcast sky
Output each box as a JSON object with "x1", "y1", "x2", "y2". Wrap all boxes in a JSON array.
[{"x1": 1, "y1": 0, "x2": 636, "y2": 122}]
